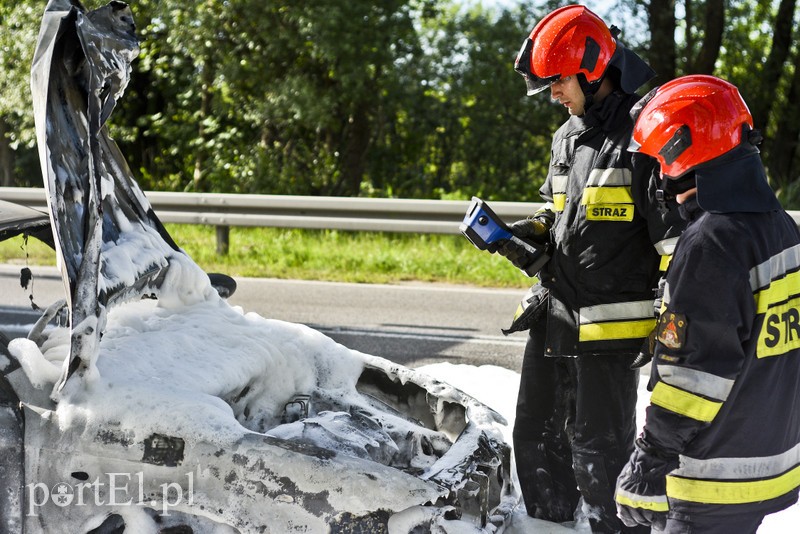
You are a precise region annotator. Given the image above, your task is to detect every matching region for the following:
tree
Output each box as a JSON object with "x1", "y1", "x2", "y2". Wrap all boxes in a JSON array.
[
  {"x1": 414, "y1": 3, "x2": 562, "y2": 200},
  {"x1": 632, "y1": 0, "x2": 800, "y2": 206},
  {"x1": 645, "y1": 0, "x2": 677, "y2": 83},
  {"x1": 6, "y1": 1, "x2": 800, "y2": 206},
  {"x1": 685, "y1": 0, "x2": 725, "y2": 74},
  {"x1": 0, "y1": 1, "x2": 42, "y2": 187}
]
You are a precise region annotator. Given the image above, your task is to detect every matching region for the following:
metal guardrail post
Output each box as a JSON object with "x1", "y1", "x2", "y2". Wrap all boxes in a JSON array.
[{"x1": 216, "y1": 225, "x2": 230, "y2": 256}]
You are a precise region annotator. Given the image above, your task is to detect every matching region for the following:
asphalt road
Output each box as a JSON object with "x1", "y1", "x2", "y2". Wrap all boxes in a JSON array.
[{"x1": 0, "y1": 264, "x2": 530, "y2": 371}]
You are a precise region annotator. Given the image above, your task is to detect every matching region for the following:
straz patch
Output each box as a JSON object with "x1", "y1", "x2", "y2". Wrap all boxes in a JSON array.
[
  {"x1": 657, "y1": 312, "x2": 687, "y2": 350},
  {"x1": 586, "y1": 203, "x2": 634, "y2": 221},
  {"x1": 757, "y1": 297, "x2": 800, "y2": 358}
]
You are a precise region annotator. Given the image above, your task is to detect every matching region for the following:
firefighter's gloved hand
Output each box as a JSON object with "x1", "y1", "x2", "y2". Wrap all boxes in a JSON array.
[
  {"x1": 615, "y1": 438, "x2": 677, "y2": 531},
  {"x1": 631, "y1": 277, "x2": 668, "y2": 369},
  {"x1": 654, "y1": 276, "x2": 667, "y2": 314},
  {"x1": 497, "y1": 239, "x2": 533, "y2": 271},
  {"x1": 509, "y1": 211, "x2": 553, "y2": 244},
  {"x1": 631, "y1": 327, "x2": 657, "y2": 369}
]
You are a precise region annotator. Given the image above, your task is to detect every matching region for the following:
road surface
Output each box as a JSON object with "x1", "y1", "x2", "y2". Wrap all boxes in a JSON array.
[{"x1": 0, "y1": 264, "x2": 530, "y2": 371}]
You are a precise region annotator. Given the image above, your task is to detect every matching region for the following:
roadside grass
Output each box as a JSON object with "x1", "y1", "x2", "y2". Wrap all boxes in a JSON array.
[{"x1": 0, "y1": 225, "x2": 531, "y2": 289}]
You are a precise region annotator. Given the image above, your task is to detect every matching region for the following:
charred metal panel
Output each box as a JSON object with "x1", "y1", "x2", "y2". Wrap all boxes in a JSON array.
[
  {"x1": 142, "y1": 433, "x2": 185, "y2": 467},
  {"x1": 31, "y1": 0, "x2": 186, "y2": 391}
]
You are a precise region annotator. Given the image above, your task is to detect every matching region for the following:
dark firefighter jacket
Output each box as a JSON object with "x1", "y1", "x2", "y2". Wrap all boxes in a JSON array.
[
  {"x1": 509, "y1": 90, "x2": 680, "y2": 357},
  {"x1": 640, "y1": 147, "x2": 800, "y2": 518}
]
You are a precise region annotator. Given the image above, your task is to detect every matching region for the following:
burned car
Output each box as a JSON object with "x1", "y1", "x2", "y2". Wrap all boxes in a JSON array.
[{"x1": 0, "y1": 1, "x2": 518, "y2": 532}]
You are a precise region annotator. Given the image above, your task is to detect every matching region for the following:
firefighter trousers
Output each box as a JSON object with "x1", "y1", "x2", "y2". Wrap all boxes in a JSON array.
[{"x1": 513, "y1": 321, "x2": 647, "y2": 533}]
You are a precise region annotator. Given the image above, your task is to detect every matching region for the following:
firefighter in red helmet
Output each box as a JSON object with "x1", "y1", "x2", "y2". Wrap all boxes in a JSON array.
[
  {"x1": 500, "y1": 5, "x2": 683, "y2": 533},
  {"x1": 615, "y1": 75, "x2": 800, "y2": 533}
]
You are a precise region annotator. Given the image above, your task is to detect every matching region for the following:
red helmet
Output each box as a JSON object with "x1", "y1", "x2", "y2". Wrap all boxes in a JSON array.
[
  {"x1": 630, "y1": 75, "x2": 753, "y2": 178},
  {"x1": 514, "y1": 5, "x2": 616, "y2": 95}
]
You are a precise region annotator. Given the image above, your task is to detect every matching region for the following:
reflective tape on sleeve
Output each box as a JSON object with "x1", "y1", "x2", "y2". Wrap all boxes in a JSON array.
[
  {"x1": 650, "y1": 381, "x2": 723, "y2": 422},
  {"x1": 656, "y1": 364, "x2": 734, "y2": 402},
  {"x1": 749, "y1": 244, "x2": 800, "y2": 294},
  {"x1": 552, "y1": 175, "x2": 568, "y2": 212},
  {"x1": 614, "y1": 489, "x2": 669, "y2": 512},
  {"x1": 674, "y1": 443, "x2": 800, "y2": 481},
  {"x1": 553, "y1": 194, "x2": 566, "y2": 212},
  {"x1": 655, "y1": 237, "x2": 679, "y2": 256},
  {"x1": 667, "y1": 464, "x2": 800, "y2": 505}
]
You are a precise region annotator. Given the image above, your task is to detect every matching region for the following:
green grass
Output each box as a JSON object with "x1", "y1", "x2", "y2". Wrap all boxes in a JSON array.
[{"x1": 0, "y1": 225, "x2": 531, "y2": 289}]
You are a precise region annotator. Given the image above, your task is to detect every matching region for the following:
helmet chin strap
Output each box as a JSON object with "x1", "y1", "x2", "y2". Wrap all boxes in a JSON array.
[
  {"x1": 656, "y1": 127, "x2": 762, "y2": 214},
  {"x1": 656, "y1": 171, "x2": 697, "y2": 214},
  {"x1": 577, "y1": 73, "x2": 603, "y2": 111}
]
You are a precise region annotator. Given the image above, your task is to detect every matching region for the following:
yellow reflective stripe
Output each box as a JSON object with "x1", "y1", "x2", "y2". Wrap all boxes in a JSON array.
[
  {"x1": 614, "y1": 490, "x2": 669, "y2": 512},
  {"x1": 651, "y1": 381, "x2": 722, "y2": 422},
  {"x1": 581, "y1": 186, "x2": 633, "y2": 205},
  {"x1": 667, "y1": 464, "x2": 800, "y2": 505},
  {"x1": 659, "y1": 254, "x2": 672, "y2": 271},
  {"x1": 553, "y1": 194, "x2": 566, "y2": 212},
  {"x1": 579, "y1": 318, "x2": 655, "y2": 342},
  {"x1": 753, "y1": 270, "x2": 800, "y2": 314}
]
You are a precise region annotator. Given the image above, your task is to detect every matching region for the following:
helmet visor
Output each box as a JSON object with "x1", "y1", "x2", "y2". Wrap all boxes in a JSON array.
[
  {"x1": 628, "y1": 86, "x2": 660, "y2": 152},
  {"x1": 515, "y1": 38, "x2": 561, "y2": 96},
  {"x1": 524, "y1": 75, "x2": 561, "y2": 96}
]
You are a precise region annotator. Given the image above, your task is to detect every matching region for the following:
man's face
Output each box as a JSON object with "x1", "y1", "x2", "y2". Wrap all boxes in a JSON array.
[{"x1": 550, "y1": 75, "x2": 585, "y2": 116}]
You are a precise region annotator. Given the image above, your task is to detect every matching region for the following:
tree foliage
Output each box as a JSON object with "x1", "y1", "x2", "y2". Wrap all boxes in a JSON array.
[
  {"x1": 2, "y1": 1, "x2": 800, "y2": 206},
  {"x1": 644, "y1": 0, "x2": 800, "y2": 204},
  {"x1": 0, "y1": 2, "x2": 40, "y2": 186}
]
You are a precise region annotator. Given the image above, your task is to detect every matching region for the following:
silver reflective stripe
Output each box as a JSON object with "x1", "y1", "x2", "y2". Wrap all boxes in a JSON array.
[
  {"x1": 750, "y1": 244, "x2": 800, "y2": 291},
  {"x1": 540, "y1": 201, "x2": 555, "y2": 212},
  {"x1": 552, "y1": 174, "x2": 568, "y2": 194},
  {"x1": 656, "y1": 364, "x2": 735, "y2": 402},
  {"x1": 674, "y1": 442, "x2": 800, "y2": 480},
  {"x1": 579, "y1": 300, "x2": 653, "y2": 324},
  {"x1": 655, "y1": 236, "x2": 680, "y2": 256},
  {"x1": 587, "y1": 167, "x2": 631, "y2": 187},
  {"x1": 663, "y1": 281, "x2": 672, "y2": 307}
]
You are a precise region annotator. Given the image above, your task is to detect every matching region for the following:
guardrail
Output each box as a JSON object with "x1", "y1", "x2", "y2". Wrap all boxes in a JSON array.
[
  {"x1": 5, "y1": 186, "x2": 800, "y2": 254},
  {"x1": 0, "y1": 187, "x2": 542, "y2": 235}
]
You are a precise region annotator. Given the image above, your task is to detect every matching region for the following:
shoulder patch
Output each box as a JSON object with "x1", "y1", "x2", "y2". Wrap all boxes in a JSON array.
[{"x1": 657, "y1": 312, "x2": 687, "y2": 350}]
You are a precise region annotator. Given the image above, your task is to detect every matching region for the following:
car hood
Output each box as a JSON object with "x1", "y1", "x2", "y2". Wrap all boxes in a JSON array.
[{"x1": 0, "y1": 199, "x2": 53, "y2": 247}]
